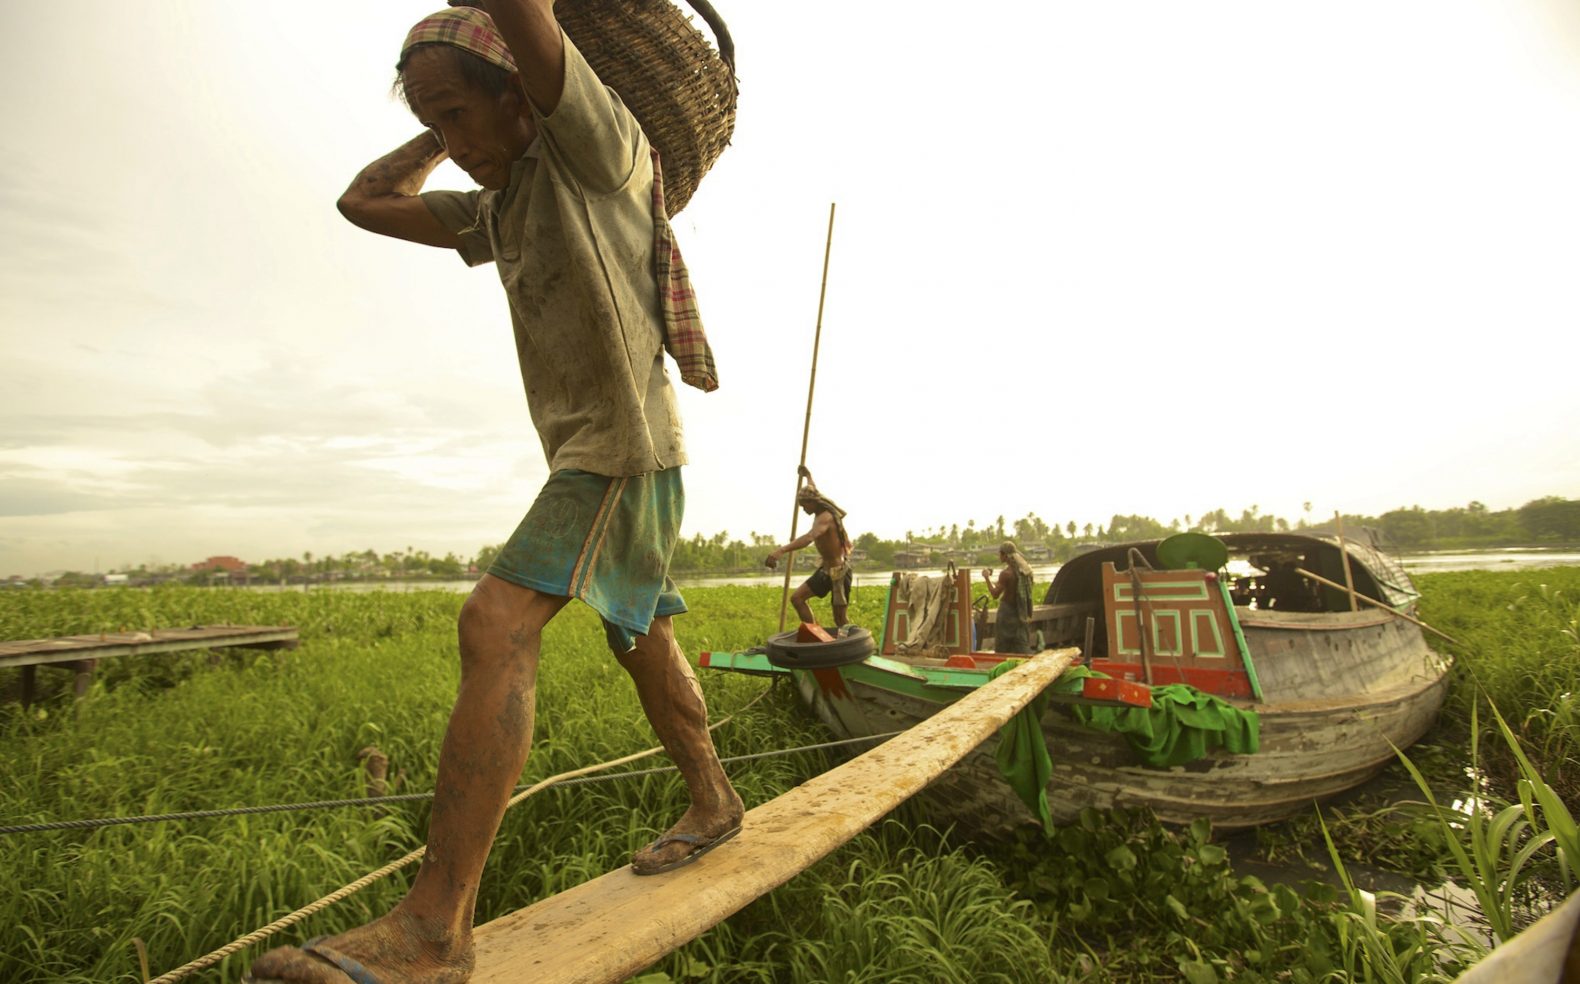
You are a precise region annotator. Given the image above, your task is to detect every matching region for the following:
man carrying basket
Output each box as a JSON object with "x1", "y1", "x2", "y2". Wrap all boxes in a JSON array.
[{"x1": 247, "y1": 2, "x2": 740, "y2": 980}]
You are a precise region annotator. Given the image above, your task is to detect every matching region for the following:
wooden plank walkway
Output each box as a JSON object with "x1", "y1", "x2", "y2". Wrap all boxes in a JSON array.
[
  {"x1": 1, "y1": 625, "x2": 299, "y2": 703},
  {"x1": 1453, "y1": 890, "x2": 1580, "y2": 982},
  {"x1": 0, "y1": 625, "x2": 300, "y2": 667},
  {"x1": 471, "y1": 648, "x2": 1078, "y2": 984}
]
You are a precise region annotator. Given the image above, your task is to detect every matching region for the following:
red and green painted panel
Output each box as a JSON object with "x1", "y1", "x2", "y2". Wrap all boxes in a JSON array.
[{"x1": 1098, "y1": 563, "x2": 1255, "y2": 698}]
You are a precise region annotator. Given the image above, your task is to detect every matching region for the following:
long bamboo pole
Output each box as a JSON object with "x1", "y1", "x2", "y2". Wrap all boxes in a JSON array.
[
  {"x1": 777, "y1": 203, "x2": 837, "y2": 631},
  {"x1": 1293, "y1": 566, "x2": 1459, "y2": 645}
]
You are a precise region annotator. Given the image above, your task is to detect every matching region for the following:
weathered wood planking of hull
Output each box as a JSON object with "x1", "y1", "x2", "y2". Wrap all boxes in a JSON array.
[{"x1": 700, "y1": 530, "x2": 1452, "y2": 835}]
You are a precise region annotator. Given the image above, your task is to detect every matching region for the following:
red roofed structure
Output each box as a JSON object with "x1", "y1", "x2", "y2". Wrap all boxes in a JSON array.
[{"x1": 191, "y1": 555, "x2": 248, "y2": 573}]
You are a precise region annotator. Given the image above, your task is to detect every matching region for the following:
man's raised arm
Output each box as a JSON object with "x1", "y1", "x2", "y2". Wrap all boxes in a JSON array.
[
  {"x1": 337, "y1": 132, "x2": 463, "y2": 248},
  {"x1": 478, "y1": 0, "x2": 566, "y2": 115},
  {"x1": 764, "y1": 512, "x2": 835, "y2": 569}
]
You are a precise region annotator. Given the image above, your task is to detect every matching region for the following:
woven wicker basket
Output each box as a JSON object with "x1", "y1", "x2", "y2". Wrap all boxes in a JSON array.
[{"x1": 557, "y1": 0, "x2": 737, "y2": 215}]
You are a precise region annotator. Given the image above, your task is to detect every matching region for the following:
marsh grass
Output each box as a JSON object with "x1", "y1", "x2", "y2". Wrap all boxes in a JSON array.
[
  {"x1": 1309, "y1": 692, "x2": 1580, "y2": 984},
  {"x1": 4, "y1": 572, "x2": 1579, "y2": 982},
  {"x1": 0, "y1": 585, "x2": 881, "y2": 982},
  {"x1": 650, "y1": 825, "x2": 1065, "y2": 984},
  {"x1": 1420, "y1": 569, "x2": 1580, "y2": 802},
  {"x1": 1288, "y1": 569, "x2": 1580, "y2": 983}
]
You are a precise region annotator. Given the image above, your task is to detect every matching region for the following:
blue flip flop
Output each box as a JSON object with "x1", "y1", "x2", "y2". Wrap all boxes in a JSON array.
[
  {"x1": 631, "y1": 824, "x2": 742, "y2": 876},
  {"x1": 243, "y1": 937, "x2": 381, "y2": 984}
]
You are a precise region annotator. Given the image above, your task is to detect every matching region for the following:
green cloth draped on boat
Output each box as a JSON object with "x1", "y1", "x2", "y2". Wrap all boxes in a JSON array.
[
  {"x1": 1058, "y1": 667, "x2": 1262, "y2": 767},
  {"x1": 988, "y1": 661, "x2": 1262, "y2": 832},
  {"x1": 988, "y1": 659, "x2": 1055, "y2": 832}
]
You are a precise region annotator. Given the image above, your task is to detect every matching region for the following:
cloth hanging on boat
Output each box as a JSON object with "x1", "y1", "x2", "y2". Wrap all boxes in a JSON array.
[
  {"x1": 1052, "y1": 667, "x2": 1262, "y2": 768},
  {"x1": 892, "y1": 572, "x2": 954, "y2": 657},
  {"x1": 987, "y1": 659, "x2": 1055, "y2": 832},
  {"x1": 987, "y1": 664, "x2": 1263, "y2": 833}
]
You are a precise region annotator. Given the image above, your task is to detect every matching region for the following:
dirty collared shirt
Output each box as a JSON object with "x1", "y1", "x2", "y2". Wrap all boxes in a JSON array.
[{"x1": 420, "y1": 33, "x2": 684, "y2": 477}]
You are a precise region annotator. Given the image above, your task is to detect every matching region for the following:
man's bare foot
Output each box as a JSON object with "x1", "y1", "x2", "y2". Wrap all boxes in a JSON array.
[
  {"x1": 631, "y1": 796, "x2": 745, "y2": 875},
  {"x1": 244, "y1": 907, "x2": 473, "y2": 984}
]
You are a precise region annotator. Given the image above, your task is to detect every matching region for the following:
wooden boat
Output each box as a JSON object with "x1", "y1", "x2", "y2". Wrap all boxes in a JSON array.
[{"x1": 700, "y1": 530, "x2": 1452, "y2": 834}]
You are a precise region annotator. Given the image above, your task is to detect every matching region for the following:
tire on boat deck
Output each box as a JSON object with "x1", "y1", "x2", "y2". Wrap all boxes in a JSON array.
[{"x1": 764, "y1": 627, "x2": 875, "y2": 669}]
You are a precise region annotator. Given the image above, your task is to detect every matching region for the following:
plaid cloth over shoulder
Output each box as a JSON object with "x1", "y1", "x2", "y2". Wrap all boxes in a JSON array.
[{"x1": 650, "y1": 149, "x2": 717, "y2": 393}]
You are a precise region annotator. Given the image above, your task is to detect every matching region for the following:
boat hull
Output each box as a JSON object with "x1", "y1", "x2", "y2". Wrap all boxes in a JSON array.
[{"x1": 787, "y1": 615, "x2": 1449, "y2": 834}]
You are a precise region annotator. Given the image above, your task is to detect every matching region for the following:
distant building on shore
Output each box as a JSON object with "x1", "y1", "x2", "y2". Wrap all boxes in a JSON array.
[
  {"x1": 191, "y1": 555, "x2": 249, "y2": 583},
  {"x1": 192, "y1": 555, "x2": 248, "y2": 573}
]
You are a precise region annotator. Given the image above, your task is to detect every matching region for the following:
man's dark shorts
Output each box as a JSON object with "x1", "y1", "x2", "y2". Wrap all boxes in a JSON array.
[{"x1": 805, "y1": 565, "x2": 853, "y2": 606}]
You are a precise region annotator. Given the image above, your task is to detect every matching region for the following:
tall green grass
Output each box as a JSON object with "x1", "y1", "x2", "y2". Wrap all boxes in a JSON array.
[
  {"x1": 0, "y1": 586, "x2": 880, "y2": 982},
  {"x1": 4, "y1": 571, "x2": 1579, "y2": 982},
  {"x1": 1418, "y1": 568, "x2": 1580, "y2": 803},
  {"x1": 1309, "y1": 691, "x2": 1580, "y2": 983}
]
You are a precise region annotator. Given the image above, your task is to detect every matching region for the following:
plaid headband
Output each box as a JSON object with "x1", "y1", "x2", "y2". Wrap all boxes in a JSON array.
[{"x1": 401, "y1": 8, "x2": 518, "y2": 73}]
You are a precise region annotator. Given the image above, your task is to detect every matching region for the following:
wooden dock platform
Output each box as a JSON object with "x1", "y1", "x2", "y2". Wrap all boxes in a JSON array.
[
  {"x1": 470, "y1": 649, "x2": 1078, "y2": 984},
  {"x1": 1, "y1": 625, "x2": 299, "y2": 703}
]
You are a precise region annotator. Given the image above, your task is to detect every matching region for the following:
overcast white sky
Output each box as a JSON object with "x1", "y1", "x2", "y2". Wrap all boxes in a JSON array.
[{"x1": 2, "y1": 0, "x2": 1578, "y2": 576}]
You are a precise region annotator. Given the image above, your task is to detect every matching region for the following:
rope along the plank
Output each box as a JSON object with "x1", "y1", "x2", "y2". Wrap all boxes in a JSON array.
[
  {"x1": 0, "y1": 733, "x2": 899, "y2": 836},
  {"x1": 148, "y1": 690, "x2": 887, "y2": 984},
  {"x1": 149, "y1": 745, "x2": 669, "y2": 984}
]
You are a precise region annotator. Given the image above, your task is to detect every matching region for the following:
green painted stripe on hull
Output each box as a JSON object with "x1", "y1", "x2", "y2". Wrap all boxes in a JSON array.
[
  {"x1": 704, "y1": 650, "x2": 995, "y2": 703},
  {"x1": 805, "y1": 657, "x2": 983, "y2": 703},
  {"x1": 1217, "y1": 577, "x2": 1263, "y2": 700},
  {"x1": 700, "y1": 651, "x2": 789, "y2": 675}
]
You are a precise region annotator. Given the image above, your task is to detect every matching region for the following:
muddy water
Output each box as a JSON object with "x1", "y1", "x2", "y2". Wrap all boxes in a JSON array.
[
  {"x1": 1399, "y1": 548, "x2": 1580, "y2": 574},
  {"x1": 1222, "y1": 772, "x2": 1508, "y2": 944},
  {"x1": 244, "y1": 548, "x2": 1578, "y2": 593},
  {"x1": 1224, "y1": 831, "x2": 1492, "y2": 945}
]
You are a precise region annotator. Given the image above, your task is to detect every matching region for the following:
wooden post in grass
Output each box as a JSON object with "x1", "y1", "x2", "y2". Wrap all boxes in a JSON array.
[{"x1": 1334, "y1": 511, "x2": 1359, "y2": 612}]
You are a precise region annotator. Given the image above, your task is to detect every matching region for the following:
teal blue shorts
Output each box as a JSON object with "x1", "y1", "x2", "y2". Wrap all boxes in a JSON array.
[{"x1": 488, "y1": 468, "x2": 687, "y2": 653}]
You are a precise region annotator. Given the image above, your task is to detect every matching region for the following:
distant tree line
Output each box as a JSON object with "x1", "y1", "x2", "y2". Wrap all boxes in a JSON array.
[
  {"x1": 27, "y1": 546, "x2": 475, "y2": 589},
  {"x1": 247, "y1": 547, "x2": 471, "y2": 583},
  {"x1": 663, "y1": 495, "x2": 1580, "y2": 572},
  {"x1": 18, "y1": 497, "x2": 1578, "y2": 587}
]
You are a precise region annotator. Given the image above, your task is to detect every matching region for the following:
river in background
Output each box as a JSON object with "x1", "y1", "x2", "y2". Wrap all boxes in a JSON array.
[
  {"x1": 1397, "y1": 548, "x2": 1580, "y2": 574},
  {"x1": 247, "y1": 548, "x2": 1580, "y2": 593}
]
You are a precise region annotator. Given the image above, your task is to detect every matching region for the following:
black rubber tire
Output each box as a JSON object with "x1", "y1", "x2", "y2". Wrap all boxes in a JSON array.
[{"x1": 764, "y1": 627, "x2": 875, "y2": 669}]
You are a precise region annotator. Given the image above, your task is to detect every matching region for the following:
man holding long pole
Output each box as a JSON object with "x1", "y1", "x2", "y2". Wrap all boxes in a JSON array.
[
  {"x1": 246, "y1": 3, "x2": 741, "y2": 981},
  {"x1": 764, "y1": 466, "x2": 854, "y2": 628}
]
